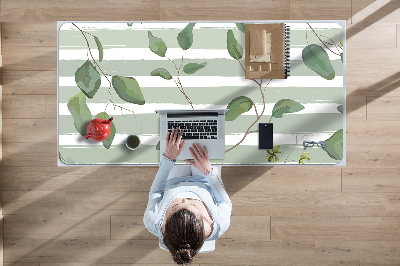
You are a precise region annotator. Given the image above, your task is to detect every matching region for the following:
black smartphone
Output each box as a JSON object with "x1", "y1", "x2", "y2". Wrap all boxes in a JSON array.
[{"x1": 259, "y1": 123, "x2": 273, "y2": 149}]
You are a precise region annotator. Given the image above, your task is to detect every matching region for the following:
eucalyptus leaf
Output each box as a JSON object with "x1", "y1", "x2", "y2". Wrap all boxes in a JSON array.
[
  {"x1": 337, "y1": 105, "x2": 343, "y2": 114},
  {"x1": 235, "y1": 23, "x2": 246, "y2": 33},
  {"x1": 150, "y1": 68, "x2": 173, "y2": 80},
  {"x1": 75, "y1": 60, "x2": 101, "y2": 98},
  {"x1": 302, "y1": 44, "x2": 335, "y2": 80},
  {"x1": 148, "y1": 31, "x2": 167, "y2": 57},
  {"x1": 95, "y1": 112, "x2": 116, "y2": 149},
  {"x1": 340, "y1": 38, "x2": 343, "y2": 47},
  {"x1": 112, "y1": 76, "x2": 145, "y2": 105},
  {"x1": 272, "y1": 99, "x2": 305, "y2": 118},
  {"x1": 67, "y1": 92, "x2": 93, "y2": 136},
  {"x1": 325, "y1": 129, "x2": 343, "y2": 160},
  {"x1": 156, "y1": 141, "x2": 160, "y2": 150},
  {"x1": 225, "y1": 96, "x2": 253, "y2": 121},
  {"x1": 183, "y1": 62, "x2": 207, "y2": 74},
  {"x1": 227, "y1": 29, "x2": 243, "y2": 60},
  {"x1": 340, "y1": 52, "x2": 343, "y2": 63},
  {"x1": 177, "y1": 23, "x2": 196, "y2": 50},
  {"x1": 275, "y1": 156, "x2": 279, "y2": 162},
  {"x1": 93, "y1": 35, "x2": 103, "y2": 62},
  {"x1": 127, "y1": 23, "x2": 133, "y2": 26}
]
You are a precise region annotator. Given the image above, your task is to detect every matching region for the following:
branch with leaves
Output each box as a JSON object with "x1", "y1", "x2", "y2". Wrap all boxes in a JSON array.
[
  {"x1": 147, "y1": 23, "x2": 208, "y2": 110},
  {"x1": 68, "y1": 23, "x2": 144, "y2": 149}
]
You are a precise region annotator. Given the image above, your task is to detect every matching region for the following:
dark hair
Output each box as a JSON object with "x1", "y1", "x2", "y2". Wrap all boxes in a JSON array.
[{"x1": 163, "y1": 208, "x2": 206, "y2": 264}]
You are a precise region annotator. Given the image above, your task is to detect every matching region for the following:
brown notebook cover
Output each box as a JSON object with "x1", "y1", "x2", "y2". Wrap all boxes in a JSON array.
[{"x1": 245, "y1": 23, "x2": 290, "y2": 79}]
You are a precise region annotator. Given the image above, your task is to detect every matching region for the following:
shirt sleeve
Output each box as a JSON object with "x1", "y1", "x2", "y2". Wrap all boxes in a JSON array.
[
  {"x1": 143, "y1": 153, "x2": 175, "y2": 236},
  {"x1": 204, "y1": 166, "x2": 232, "y2": 238}
]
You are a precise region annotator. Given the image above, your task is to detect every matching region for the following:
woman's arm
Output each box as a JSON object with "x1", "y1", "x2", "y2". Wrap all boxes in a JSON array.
[
  {"x1": 143, "y1": 153, "x2": 175, "y2": 236},
  {"x1": 204, "y1": 167, "x2": 232, "y2": 237}
]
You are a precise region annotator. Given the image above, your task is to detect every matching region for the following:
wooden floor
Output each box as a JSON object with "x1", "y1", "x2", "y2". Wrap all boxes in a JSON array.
[{"x1": 1, "y1": 0, "x2": 400, "y2": 265}]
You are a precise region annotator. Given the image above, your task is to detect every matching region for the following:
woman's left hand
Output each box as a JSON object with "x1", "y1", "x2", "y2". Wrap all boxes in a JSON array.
[{"x1": 165, "y1": 127, "x2": 186, "y2": 161}]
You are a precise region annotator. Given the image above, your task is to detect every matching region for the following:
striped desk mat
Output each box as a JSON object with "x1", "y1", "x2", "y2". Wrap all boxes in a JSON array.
[{"x1": 58, "y1": 22, "x2": 345, "y2": 165}]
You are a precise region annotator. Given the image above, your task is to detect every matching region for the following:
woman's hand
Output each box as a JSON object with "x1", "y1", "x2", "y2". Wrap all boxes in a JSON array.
[
  {"x1": 184, "y1": 143, "x2": 212, "y2": 176},
  {"x1": 165, "y1": 127, "x2": 186, "y2": 161}
]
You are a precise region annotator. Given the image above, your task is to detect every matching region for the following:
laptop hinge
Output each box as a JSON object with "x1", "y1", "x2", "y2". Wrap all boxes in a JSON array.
[{"x1": 167, "y1": 112, "x2": 219, "y2": 118}]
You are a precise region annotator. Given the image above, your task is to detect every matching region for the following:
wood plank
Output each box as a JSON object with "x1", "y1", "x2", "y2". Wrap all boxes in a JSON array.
[
  {"x1": 2, "y1": 142, "x2": 56, "y2": 167},
  {"x1": 1, "y1": 22, "x2": 57, "y2": 46},
  {"x1": 4, "y1": 214, "x2": 110, "y2": 239},
  {"x1": 45, "y1": 95, "x2": 57, "y2": 119},
  {"x1": 0, "y1": 0, "x2": 160, "y2": 22},
  {"x1": 1, "y1": 46, "x2": 56, "y2": 71},
  {"x1": 346, "y1": 48, "x2": 400, "y2": 76},
  {"x1": 316, "y1": 240, "x2": 400, "y2": 264},
  {"x1": 66, "y1": 191, "x2": 148, "y2": 215},
  {"x1": 41, "y1": 264, "x2": 199, "y2": 266},
  {"x1": 69, "y1": 191, "x2": 387, "y2": 217},
  {"x1": 347, "y1": 23, "x2": 396, "y2": 49},
  {"x1": 1, "y1": 71, "x2": 57, "y2": 95},
  {"x1": 343, "y1": 168, "x2": 400, "y2": 192},
  {"x1": 346, "y1": 96, "x2": 366, "y2": 120},
  {"x1": 111, "y1": 215, "x2": 270, "y2": 240},
  {"x1": 111, "y1": 215, "x2": 156, "y2": 240},
  {"x1": 346, "y1": 144, "x2": 400, "y2": 168},
  {"x1": 3, "y1": 262, "x2": 40, "y2": 266},
  {"x1": 2, "y1": 191, "x2": 65, "y2": 215},
  {"x1": 231, "y1": 191, "x2": 386, "y2": 216},
  {"x1": 386, "y1": 193, "x2": 400, "y2": 216},
  {"x1": 160, "y1": 0, "x2": 289, "y2": 20},
  {"x1": 351, "y1": 0, "x2": 400, "y2": 25},
  {"x1": 220, "y1": 166, "x2": 341, "y2": 192},
  {"x1": 273, "y1": 216, "x2": 400, "y2": 241},
  {"x1": 367, "y1": 96, "x2": 400, "y2": 120},
  {"x1": 2, "y1": 95, "x2": 46, "y2": 119},
  {"x1": 3, "y1": 238, "x2": 316, "y2": 264},
  {"x1": 346, "y1": 120, "x2": 400, "y2": 145},
  {"x1": 2, "y1": 119, "x2": 56, "y2": 143},
  {"x1": 2, "y1": 166, "x2": 158, "y2": 192},
  {"x1": 351, "y1": 0, "x2": 376, "y2": 24},
  {"x1": 290, "y1": 0, "x2": 351, "y2": 20},
  {"x1": 346, "y1": 70, "x2": 400, "y2": 98}
]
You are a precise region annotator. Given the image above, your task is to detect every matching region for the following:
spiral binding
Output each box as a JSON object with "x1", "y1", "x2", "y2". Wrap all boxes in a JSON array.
[{"x1": 284, "y1": 24, "x2": 291, "y2": 79}]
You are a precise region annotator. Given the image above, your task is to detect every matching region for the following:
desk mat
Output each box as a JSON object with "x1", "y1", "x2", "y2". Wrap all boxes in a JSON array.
[{"x1": 57, "y1": 22, "x2": 345, "y2": 165}]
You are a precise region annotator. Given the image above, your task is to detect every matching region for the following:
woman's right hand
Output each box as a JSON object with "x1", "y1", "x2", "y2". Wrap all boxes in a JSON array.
[{"x1": 184, "y1": 143, "x2": 212, "y2": 176}]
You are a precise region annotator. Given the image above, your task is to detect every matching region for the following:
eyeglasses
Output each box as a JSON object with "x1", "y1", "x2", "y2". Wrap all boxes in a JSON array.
[{"x1": 303, "y1": 141, "x2": 327, "y2": 150}]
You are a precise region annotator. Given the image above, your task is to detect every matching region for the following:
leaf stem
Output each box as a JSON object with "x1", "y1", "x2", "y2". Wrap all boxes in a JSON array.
[{"x1": 307, "y1": 23, "x2": 341, "y2": 56}]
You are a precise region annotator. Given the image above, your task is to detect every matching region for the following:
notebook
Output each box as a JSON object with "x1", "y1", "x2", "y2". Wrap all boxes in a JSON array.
[
  {"x1": 245, "y1": 23, "x2": 290, "y2": 79},
  {"x1": 155, "y1": 109, "x2": 228, "y2": 160}
]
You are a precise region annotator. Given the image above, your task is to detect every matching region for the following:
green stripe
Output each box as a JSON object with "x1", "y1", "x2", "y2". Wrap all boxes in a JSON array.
[
  {"x1": 59, "y1": 59, "x2": 344, "y2": 77},
  {"x1": 59, "y1": 144, "x2": 338, "y2": 165},
  {"x1": 59, "y1": 86, "x2": 344, "y2": 104},
  {"x1": 59, "y1": 27, "x2": 343, "y2": 49},
  {"x1": 58, "y1": 113, "x2": 343, "y2": 135}
]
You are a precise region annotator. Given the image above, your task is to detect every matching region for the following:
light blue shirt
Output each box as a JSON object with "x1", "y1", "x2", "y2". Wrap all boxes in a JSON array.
[{"x1": 143, "y1": 153, "x2": 232, "y2": 244}]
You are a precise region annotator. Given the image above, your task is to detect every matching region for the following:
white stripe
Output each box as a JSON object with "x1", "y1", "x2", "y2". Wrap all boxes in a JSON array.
[
  {"x1": 58, "y1": 48, "x2": 341, "y2": 61},
  {"x1": 59, "y1": 133, "x2": 335, "y2": 146},
  {"x1": 59, "y1": 102, "x2": 342, "y2": 116},
  {"x1": 60, "y1": 22, "x2": 342, "y2": 31},
  {"x1": 59, "y1": 76, "x2": 343, "y2": 88}
]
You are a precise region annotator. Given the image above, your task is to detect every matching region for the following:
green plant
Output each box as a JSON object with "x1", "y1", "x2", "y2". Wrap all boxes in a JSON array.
[
  {"x1": 266, "y1": 144, "x2": 283, "y2": 162},
  {"x1": 299, "y1": 152, "x2": 311, "y2": 164}
]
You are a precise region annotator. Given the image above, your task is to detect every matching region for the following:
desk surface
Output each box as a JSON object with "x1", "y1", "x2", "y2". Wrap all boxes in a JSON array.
[{"x1": 58, "y1": 21, "x2": 345, "y2": 165}]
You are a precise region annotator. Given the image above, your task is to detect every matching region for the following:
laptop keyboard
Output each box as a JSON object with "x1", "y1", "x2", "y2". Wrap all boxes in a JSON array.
[{"x1": 168, "y1": 120, "x2": 218, "y2": 139}]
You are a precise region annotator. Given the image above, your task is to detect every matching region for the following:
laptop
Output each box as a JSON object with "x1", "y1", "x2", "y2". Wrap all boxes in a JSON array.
[{"x1": 155, "y1": 109, "x2": 228, "y2": 160}]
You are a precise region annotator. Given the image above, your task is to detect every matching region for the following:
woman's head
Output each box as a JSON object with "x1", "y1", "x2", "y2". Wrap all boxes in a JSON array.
[{"x1": 162, "y1": 208, "x2": 206, "y2": 264}]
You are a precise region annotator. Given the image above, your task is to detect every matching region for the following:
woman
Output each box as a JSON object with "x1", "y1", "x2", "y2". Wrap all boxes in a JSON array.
[{"x1": 144, "y1": 127, "x2": 232, "y2": 264}]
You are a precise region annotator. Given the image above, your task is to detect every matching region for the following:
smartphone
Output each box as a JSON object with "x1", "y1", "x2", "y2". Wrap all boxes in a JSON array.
[{"x1": 259, "y1": 123, "x2": 273, "y2": 149}]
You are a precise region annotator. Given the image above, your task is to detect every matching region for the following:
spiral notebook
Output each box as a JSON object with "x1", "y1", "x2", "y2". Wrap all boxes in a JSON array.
[{"x1": 245, "y1": 23, "x2": 290, "y2": 79}]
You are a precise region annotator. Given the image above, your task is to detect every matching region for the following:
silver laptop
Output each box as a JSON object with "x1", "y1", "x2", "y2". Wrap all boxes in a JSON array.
[{"x1": 155, "y1": 109, "x2": 228, "y2": 160}]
